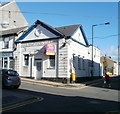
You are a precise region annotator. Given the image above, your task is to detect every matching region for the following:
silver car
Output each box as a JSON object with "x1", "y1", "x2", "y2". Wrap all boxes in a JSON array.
[{"x1": 0, "y1": 69, "x2": 21, "y2": 89}]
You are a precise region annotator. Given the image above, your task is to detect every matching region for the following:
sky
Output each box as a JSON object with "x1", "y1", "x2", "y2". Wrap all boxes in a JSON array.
[{"x1": 15, "y1": 2, "x2": 118, "y2": 62}]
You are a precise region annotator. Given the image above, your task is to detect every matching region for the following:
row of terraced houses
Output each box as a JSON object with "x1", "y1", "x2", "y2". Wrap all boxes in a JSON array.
[{"x1": 0, "y1": 1, "x2": 119, "y2": 83}]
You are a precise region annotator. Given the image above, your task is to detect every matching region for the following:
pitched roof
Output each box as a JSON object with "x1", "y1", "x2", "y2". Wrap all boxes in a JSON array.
[
  {"x1": 36, "y1": 20, "x2": 64, "y2": 36},
  {"x1": 0, "y1": 26, "x2": 28, "y2": 36},
  {"x1": 0, "y1": 1, "x2": 14, "y2": 7},
  {"x1": 55, "y1": 24, "x2": 81, "y2": 37}
]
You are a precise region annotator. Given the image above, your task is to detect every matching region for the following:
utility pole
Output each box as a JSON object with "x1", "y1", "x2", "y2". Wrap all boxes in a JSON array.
[{"x1": 91, "y1": 22, "x2": 110, "y2": 77}]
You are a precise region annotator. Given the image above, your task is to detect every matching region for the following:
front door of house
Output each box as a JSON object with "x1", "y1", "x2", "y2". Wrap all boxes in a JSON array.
[{"x1": 35, "y1": 60, "x2": 43, "y2": 80}]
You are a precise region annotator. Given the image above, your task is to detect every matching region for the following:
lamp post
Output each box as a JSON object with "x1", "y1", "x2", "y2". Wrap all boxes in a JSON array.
[{"x1": 91, "y1": 22, "x2": 110, "y2": 77}]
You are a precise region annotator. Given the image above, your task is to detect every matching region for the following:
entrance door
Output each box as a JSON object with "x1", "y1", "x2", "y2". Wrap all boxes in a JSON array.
[{"x1": 35, "y1": 60, "x2": 43, "y2": 80}]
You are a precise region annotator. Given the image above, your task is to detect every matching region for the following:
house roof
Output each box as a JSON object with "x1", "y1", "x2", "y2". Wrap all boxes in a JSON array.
[
  {"x1": 16, "y1": 19, "x2": 89, "y2": 47},
  {"x1": 55, "y1": 24, "x2": 81, "y2": 37},
  {"x1": 0, "y1": 1, "x2": 12, "y2": 7},
  {"x1": 36, "y1": 20, "x2": 64, "y2": 36},
  {"x1": 0, "y1": 26, "x2": 28, "y2": 36},
  {"x1": 0, "y1": 1, "x2": 15, "y2": 7}
]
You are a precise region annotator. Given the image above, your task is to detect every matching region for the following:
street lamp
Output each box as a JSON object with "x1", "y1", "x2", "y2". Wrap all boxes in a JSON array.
[{"x1": 91, "y1": 22, "x2": 110, "y2": 76}]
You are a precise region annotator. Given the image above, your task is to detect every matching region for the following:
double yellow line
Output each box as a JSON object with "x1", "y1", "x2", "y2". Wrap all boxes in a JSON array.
[{"x1": 1, "y1": 97, "x2": 44, "y2": 112}]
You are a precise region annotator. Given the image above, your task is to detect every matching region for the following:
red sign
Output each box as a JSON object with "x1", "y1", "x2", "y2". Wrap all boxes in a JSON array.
[{"x1": 45, "y1": 44, "x2": 56, "y2": 55}]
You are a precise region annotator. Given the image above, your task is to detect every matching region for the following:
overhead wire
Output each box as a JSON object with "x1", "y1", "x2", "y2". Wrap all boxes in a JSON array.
[
  {"x1": 0, "y1": 9, "x2": 118, "y2": 40},
  {"x1": 0, "y1": 9, "x2": 118, "y2": 18},
  {"x1": 87, "y1": 34, "x2": 119, "y2": 40}
]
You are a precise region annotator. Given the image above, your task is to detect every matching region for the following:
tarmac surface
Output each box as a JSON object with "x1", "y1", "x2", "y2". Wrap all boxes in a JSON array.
[
  {"x1": 2, "y1": 77, "x2": 103, "y2": 109},
  {"x1": 2, "y1": 75, "x2": 119, "y2": 112}
]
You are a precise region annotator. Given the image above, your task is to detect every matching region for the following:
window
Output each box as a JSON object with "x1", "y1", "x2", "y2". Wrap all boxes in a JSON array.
[
  {"x1": 4, "y1": 58, "x2": 8, "y2": 68},
  {"x1": 49, "y1": 55, "x2": 55, "y2": 68},
  {"x1": 82, "y1": 56, "x2": 85, "y2": 70},
  {"x1": 24, "y1": 54, "x2": 29, "y2": 66},
  {"x1": 78, "y1": 55, "x2": 81, "y2": 70},
  {"x1": 73, "y1": 54, "x2": 76, "y2": 69},
  {"x1": 7, "y1": 70, "x2": 18, "y2": 76},
  {"x1": 3, "y1": 38, "x2": 9, "y2": 49},
  {"x1": 9, "y1": 57, "x2": 14, "y2": 69}
]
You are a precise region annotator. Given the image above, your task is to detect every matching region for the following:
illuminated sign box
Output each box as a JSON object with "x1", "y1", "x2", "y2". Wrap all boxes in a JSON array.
[{"x1": 45, "y1": 44, "x2": 56, "y2": 55}]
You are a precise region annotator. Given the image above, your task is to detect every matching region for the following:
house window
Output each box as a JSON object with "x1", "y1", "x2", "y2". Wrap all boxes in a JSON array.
[
  {"x1": 49, "y1": 55, "x2": 55, "y2": 68},
  {"x1": 24, "y1": 54, "x2": 29, "y2": 66},
  {"x1": 78, "y1": 55, "x2": 81, "y2": 70},
  {"x1": 3, "y1": 38, "x2": 9, "y2": 49},
  {"x1": 82, "y1": 56, "x2": 85, "y2": 70},
  {"x1": 73, "y1": 54, "x2": 76, "y2": 69}
]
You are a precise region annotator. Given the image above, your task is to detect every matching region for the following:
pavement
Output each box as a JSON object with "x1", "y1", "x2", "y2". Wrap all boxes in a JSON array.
[{"x1": 21, "y1": 77, "x2": 103, "y2": 88}]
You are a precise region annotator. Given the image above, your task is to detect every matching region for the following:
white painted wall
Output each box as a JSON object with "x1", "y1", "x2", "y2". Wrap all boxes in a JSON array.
[
  {"x1": 71, "y1": 27, "x2": 86, "y2": 45},
  {"x1": 22, "y1": 25, "x2": 58, "y2": 41},
  {"x1": 0, "y1": 1, "x2": 28, "y2": 31},
  {"x1": 15, "y1": 40, "x2": 57, "y2": 78}
]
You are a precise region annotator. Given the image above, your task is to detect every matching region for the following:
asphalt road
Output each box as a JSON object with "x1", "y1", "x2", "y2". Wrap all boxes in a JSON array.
[{"x1": 2, "y1": 76, "x2": 120, "y2": 113}]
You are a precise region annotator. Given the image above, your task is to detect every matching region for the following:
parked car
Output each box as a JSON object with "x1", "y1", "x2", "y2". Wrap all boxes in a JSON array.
[{"x1": 0, "y1": 69, "x2": 21, "y2": 89}]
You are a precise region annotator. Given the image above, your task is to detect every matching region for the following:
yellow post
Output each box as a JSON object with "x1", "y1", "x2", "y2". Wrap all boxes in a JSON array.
[{"x1": 71, "y1": 73, "x2": 76, "y2": 83}]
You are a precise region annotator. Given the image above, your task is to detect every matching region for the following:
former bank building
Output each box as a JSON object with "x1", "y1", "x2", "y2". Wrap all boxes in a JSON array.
[{"x1": 14, "y1": 20, "x2": 101, "y2": 82}]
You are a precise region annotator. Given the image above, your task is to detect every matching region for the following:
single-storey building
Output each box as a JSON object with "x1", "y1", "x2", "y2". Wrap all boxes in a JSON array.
[{"x1": 14, "y1": 20, "x2": 101, "y2": 82}]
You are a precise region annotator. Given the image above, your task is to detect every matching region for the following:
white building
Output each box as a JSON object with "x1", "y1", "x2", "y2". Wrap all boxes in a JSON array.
[
  {"x1": 0, "y1": 1, "x2": 28, "y2": 69},
  {"x1": 14, "y1": 20, "x2": 101, "y2": 82},
  {"x1": 100, "y1": 56, "x2": 118, "y2": 76}
]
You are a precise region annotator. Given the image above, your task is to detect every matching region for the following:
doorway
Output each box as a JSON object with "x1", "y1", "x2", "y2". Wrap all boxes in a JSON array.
[{"x1": 35, "y1": 60, "x2": 43, "y2": 80}]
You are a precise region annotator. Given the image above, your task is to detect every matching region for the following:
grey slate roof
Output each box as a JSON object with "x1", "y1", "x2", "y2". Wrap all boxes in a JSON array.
[
  {"x1": 0, "y1": 26, "x2": 28, "y2": 36},
  {"x1": 55, "y1": 24, "x2": 81, "y2": 37}
]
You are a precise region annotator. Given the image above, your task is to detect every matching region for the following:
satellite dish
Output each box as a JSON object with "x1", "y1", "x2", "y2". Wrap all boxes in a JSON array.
[{"x1": 1, "y1": 21, "x2": 9, "y2": 28}]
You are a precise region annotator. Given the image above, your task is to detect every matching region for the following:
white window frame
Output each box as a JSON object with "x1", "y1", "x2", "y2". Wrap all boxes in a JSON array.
[
  {"x1": 3, "y1": 37, "x2": 9, "y2": 49},
  {"x1": 23, "y1": 54, "x2": 29, "y2": 66},
  {"x1": 48, "y1": 55, "x2": 55, "y2": 68}
]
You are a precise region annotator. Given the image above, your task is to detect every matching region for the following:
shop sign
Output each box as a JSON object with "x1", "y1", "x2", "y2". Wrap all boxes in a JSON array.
[{"x1": 45, "y1": 44, "x2": 56, "y2": 55}]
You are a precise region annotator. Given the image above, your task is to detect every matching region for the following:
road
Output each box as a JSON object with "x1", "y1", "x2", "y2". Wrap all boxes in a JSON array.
[{"x1": 2, "y1": 76, "x2": 120, "y2": 113}]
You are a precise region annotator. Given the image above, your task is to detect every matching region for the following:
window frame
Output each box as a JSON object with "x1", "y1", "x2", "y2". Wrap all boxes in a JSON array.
[
  {"x1": 48, "y1": 55, "x2": 55, "y2": 68},
  {"x1": 2, "y1": 37, "x2": 9, "y2": 49}
]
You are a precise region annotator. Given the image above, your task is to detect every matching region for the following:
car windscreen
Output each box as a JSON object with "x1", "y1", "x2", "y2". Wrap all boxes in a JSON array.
[{"x1": 7, "y1": 70, "x2": 18, "y2": 76}]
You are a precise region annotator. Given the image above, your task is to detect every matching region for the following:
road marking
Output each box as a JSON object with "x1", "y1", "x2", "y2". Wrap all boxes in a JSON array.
[{"x1": 1, "y1": 97, "x2": 44, "y2": 112}]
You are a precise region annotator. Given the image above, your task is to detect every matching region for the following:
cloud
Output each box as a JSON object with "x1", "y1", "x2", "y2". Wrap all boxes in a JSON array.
[{"x1": 101, "y1": 45, "x2": 118, "y2": 61}]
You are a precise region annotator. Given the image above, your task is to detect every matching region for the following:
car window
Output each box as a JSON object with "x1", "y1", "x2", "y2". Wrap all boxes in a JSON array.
[{"x1": 7, "y1": 70, "x2": 18, "y2": 76}]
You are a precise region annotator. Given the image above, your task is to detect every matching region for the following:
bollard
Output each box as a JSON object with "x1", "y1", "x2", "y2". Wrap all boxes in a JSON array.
[{"x1": 71, "y1": 73, "x2": 76, "y2": 83}]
